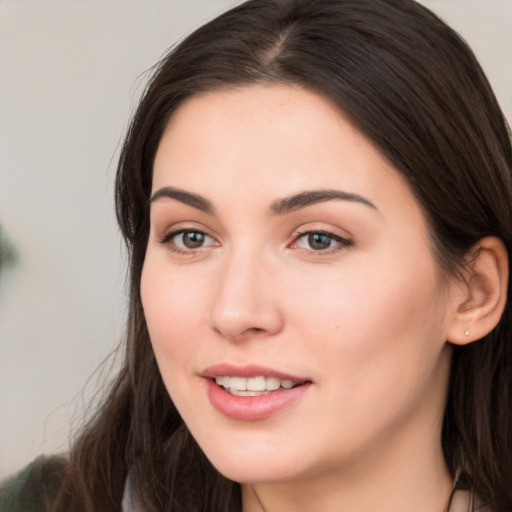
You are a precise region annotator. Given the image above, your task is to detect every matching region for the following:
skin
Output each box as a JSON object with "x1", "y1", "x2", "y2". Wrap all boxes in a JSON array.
[{"x1": 141, "y1": 85, "x2": 464, "y2": 511}]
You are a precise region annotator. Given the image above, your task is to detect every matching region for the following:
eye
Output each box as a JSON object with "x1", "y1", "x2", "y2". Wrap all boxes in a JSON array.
[
  {"x1": 160, "y1": 229, "x2": 217, "y2": 251},
  {"x1": 293, "y1": 231, "x2": 352, "y2": 253}
]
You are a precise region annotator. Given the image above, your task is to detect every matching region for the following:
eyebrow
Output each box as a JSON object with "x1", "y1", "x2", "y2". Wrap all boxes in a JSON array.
[
  {"x1": 150, "y1": 187, "x2": 213, "y2": 213},
  {"x1": 269, "y1": 189, "x2": 378, "y2": 215},
  {"x1": 149, "y1": 187, "x2": 377, "y2": 215}
]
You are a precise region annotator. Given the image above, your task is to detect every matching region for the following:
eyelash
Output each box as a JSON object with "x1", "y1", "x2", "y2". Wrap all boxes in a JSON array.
[
  {"x1": 158, "y1": 228, "x2": 353, "y2": 255},
  {"x1": 158, "y1": 229, "x2": 217, "y2": 254},
  {"x1": 292, "y1": 230, "x2": 353, "y2": 254}
]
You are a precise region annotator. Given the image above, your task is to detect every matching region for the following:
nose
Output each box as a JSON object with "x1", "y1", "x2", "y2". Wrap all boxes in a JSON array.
[{"x1": 210, "y1": 249, "x2": 284, "y2": 343}]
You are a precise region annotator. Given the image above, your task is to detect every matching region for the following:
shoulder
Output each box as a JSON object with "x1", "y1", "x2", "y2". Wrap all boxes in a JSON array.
[{"x1": 0, "y1": 455, "x2": 67, "y2": 512}]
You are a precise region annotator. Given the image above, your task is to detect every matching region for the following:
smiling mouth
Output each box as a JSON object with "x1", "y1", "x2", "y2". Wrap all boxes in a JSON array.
[{"x1": 214, "y1": 375, "x2": 304, "y2": 396}]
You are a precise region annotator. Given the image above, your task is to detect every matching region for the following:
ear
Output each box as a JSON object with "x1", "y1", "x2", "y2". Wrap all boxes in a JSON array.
[{"x1": 446, "y1": 236, "x2": 509, "y2": 346}]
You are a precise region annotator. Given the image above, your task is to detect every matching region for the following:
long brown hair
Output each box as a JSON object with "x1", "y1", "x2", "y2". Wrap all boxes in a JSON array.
[{"x1": 53, "y1": 1, "x2": 512, "y2": 510}]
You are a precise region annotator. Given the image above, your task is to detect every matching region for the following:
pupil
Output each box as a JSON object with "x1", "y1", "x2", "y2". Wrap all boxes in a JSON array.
[
  {"x1": 184, "y1": 232, "x2": 204, "y2": 248},
  {"x1": 309, "y1": 233, "x2": 331, "y2": 250}
]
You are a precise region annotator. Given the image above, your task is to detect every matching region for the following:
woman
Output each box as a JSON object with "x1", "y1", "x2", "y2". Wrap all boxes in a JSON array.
[{"x1": 1, "y1": 0, "x2": 511, "y2": 510}]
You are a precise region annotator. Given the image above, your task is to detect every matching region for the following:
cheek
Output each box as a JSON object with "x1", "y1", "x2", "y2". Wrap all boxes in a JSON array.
[
  {"x1": 140, "y1": 257, "x2": 209, "y2": 379},
  {"x1": 285, "y1": 260, "x2": 449, "y2": 455},
  {"x1": 290, "y1": 249, "x2": 447, "y2": 390}
]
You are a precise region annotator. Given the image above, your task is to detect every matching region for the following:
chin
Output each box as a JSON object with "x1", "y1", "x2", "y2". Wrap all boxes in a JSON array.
[
  {"x1": 199, "y1": 440, "x2": 314, "y2": 484},
  {"x1": 212, "y1": 459, "x2": 294, "y2": 484}
]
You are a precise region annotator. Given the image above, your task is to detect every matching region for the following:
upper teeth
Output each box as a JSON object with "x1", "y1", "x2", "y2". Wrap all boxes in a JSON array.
[{"x1": 215, "y1": 376, "x2": 296, "y2": 392}]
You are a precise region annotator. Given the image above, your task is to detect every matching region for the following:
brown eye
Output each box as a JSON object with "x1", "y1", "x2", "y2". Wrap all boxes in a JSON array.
[
  {"x1": 161, "y1": 230, "x2": 217, "y2": 251},
  {"x1": 307, "y1": 233, "x2": 334, "y2": 250},
  {"x1": 294, "y1": 231, "x2": 352, "y2": 253},
  {"x1": 180, "y1": 231, "x2": 206, "y2": 249}
]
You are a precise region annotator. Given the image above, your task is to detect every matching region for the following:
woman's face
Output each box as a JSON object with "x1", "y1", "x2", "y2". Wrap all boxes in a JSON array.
[{"x1": 141, "y1": 85, "x2": 457, "y2": 486}]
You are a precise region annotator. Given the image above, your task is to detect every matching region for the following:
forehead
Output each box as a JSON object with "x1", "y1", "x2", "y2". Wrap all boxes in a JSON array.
[{"x1": 153, "y1": 85, "x2": 397, "y2": 195}]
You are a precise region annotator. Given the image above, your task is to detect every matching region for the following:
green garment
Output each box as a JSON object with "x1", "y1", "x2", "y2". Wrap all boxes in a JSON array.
[{"x1": 0, "y1": 456, "x2": 67, "y2": 512}]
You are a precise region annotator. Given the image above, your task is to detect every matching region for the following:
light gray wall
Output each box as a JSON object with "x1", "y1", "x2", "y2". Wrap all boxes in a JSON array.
[
  {"x1": 420, "y1": 0, "x2": 511, "y2": 121},
  {"x1": 0, "y1": 0, "x2": 510, "y2": 478}
]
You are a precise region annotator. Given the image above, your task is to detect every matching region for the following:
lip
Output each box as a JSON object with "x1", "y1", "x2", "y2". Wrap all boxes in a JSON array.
[
  {"x1": 201, "y1": 363, "x2": 308, "y2": 381},
  {"x1": 202, "y1": 364, "x2": 312, "y2": 421}
]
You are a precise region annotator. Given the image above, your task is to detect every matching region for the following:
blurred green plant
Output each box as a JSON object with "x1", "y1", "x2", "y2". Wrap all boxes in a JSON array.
[{"x1": 0, "y1": 224, "x2": 19, "y2": 273}]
